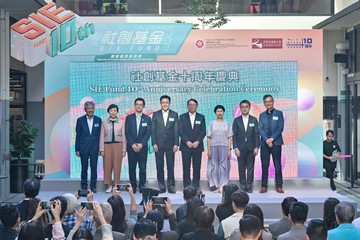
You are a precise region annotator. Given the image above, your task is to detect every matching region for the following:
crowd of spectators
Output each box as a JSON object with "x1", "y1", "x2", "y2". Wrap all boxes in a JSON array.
[{"x1": 1, "y1": 178, "x2": 360, "y2": 240}]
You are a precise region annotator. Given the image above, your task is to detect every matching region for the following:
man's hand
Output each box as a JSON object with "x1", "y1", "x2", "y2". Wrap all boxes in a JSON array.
[
  {"x1": 173, "y1": 145, "x2": 178, "y2": 153},
  {"x1": 164, "y1": 198, "x2": 173, "y2": 215},
  {"x1": 132, "y1": 144, "x2": 139, "y2": 152},
  {"x1": 153, "y1": 144, "x2": 158, "y2": 153},
  {"x1": 51, "y1": 199, "x2": 62, "y2": 222},
  {"x1": 76, "y1": 151, "x2": 80, "y2": 157},
  {"x1": 192, "y1": 141, "x2": 200, "y2": 149},
  {"x1": 137, "y1": 143, "x2": 143, "y2": 151},
  {"x1": 87, "y1": 190, "x2": 94, "y2": 202},
  {"x1": 235, "y1": 148, "x2": 240, "y2": 157},
  {"x1": 186, "y1": 141, "x2": 193, "y2": 148},
  {"x1": 253, "y1": 148, "x2": 259, "y2": 156},
  {"x1": 31, "y1": 202, "x2": 46, "y2": 221},
  {"x1": 266, "y1": 138, "x2": 274, "y2": 145}
]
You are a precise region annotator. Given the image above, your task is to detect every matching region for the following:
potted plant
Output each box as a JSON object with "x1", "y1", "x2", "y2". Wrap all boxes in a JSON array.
[{"x1": 10, "y1": 120, "x2": 39, "y2": 193}]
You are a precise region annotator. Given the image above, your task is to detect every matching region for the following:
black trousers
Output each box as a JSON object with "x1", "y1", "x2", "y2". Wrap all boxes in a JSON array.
[
  {"x1": 237, "y1": 149, "x2": 255, "y2": 191},
  {"x1": 260, "y1": 144, "x2": 283, "y2": 188},
  {"x1": 155, "y1": 148, "x2": 175, "y2": 191},
  {"x1": 80, "y1": 152, "x2": 98, "y2": 190},
  {"x1": 324, "y1": 160, "x2": 336, "y2": 190},
  {"x1": 181, "y1": 149, "x2": 202, "y2": 189},
  {"x1": 128, "y1": 148, "x2": 148, "y2": 190}
]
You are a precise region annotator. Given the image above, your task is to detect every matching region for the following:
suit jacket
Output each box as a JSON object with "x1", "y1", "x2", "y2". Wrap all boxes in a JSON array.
[
  {"x1": 182, "y1": 229, "x2": 223, "y2": 240},
  {"x1": 151, "y1": 109, "x2": 179, "y2": 149},
  {"x1": 232, "y1": 115, "x2": 259, "y2": 151},
  {"x1": 269, "y1": 217, "x2": 292, "y2": 239},
  {"x1": 258, "y1": 108, "x2": 284, "y2": 146},
  {"x1": 125, "y1": 113, "x2": 151, "y2": 152},
  {"x1": 328, "y1": 223, "x2": 360, "y2": 240},
  {"x1": 99, "y1": 117, "x2": 126, "y2": 151},
  {"x1": 277, "y1": 225, "x2": 306, "y2": 240},
  {"x1": 179, "y1": 112, "x2": 206, "y2": 152},
  {"x1": 75, "y1": 115, "x2": 102, "y2": 155}
]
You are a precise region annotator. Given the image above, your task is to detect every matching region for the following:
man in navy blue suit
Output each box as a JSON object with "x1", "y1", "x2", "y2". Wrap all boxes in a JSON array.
[
  {"x1": 125, "y1": 98, "x2": 152, "y2": 193},
  {"x1": 179, "y1": 99, "x2": 206, "y2": 190},
  {"x1": 75, "y1": 101, "x2": 102, "y2": 192},
  {"x1": 258, "y1": 94, "x2": 284, "y2": 193}
]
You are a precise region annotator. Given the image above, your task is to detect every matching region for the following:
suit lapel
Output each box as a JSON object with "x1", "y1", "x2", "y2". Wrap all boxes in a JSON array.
[
  {"x1": 239, "y1": 117, "x2": 245, "y2": 133},
  {"x1": 84, "y1": 116, "x2": 91, "y2": 136}
]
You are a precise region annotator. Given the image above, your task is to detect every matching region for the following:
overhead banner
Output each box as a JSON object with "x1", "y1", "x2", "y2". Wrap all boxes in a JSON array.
[{"x1": 45, "y1": 22, "x2": 323, "y2": 180}]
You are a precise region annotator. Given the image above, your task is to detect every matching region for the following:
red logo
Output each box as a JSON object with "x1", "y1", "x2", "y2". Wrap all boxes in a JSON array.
[
  {"x1": 195, "y1": 40, "x2": 204, "y2": 48},
  {"x1": 252, "y1": 38, "x2": 282, "y2": 49}
]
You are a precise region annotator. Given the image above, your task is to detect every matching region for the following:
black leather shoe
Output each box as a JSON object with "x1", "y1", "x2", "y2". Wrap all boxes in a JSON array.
[
  {"x1": 91, "y1": 189, "x2": 97, "y2": 193},
  {"x1": 159, "y1": 189, "x2": 166, "y2": 194},
  {"x1": 168, "y1": 189, "x2": 176, "y2": 194}
]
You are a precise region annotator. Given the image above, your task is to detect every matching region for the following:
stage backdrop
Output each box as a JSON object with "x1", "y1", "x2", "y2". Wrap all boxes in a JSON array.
[{"x1": 45, "y1": 22, "x2": 323, "y2": 181}]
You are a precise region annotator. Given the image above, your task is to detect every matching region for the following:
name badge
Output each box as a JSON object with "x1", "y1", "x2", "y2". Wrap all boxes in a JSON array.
[
  {"x1": 169, "y1": 118, "x2": 175, "y2": 122},
  {"x1": 142, "y1": 123, "x2": 147, "y2": 127},
  {"x1": 249, "y1": 123, "x2": 255, "y2": 127},
  {"x1": 195, "y1": 121, "x2": 201, "y2": 124},
  {"x1": 273, "y1": 116, "x2": 278, "y2": 120},
  {"x1": 94, "y1": 123, "x2": 99, "y2": 127}
]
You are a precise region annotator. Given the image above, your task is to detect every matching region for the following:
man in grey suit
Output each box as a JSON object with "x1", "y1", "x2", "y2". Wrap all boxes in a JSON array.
[
  {"x1": 269, "y1": 196, "x2": 298, "y2": 239},
  {"x1": 151, "y1": 95, "x2": 179, "y2": 193},
  {"x1": 232, "y1": 100, "x2": 259, "y2": 193}
]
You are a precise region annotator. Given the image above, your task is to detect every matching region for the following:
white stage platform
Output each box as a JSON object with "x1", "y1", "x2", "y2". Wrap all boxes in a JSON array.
[{"x1": 11, "y1": 177, "x2": 352, "y2": 224}]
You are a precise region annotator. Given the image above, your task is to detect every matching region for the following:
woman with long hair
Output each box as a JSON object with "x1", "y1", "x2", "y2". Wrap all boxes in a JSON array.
[{"x1": 323, "y1": 197, "x2": 340, "y2": 230}]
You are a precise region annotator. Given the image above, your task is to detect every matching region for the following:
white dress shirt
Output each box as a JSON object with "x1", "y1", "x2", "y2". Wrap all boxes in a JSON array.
[
  {"x1": 189, "y1": 112, "x2": 196, "y2": 129},
  {"x1": 242, "y1": 114, "x2": 249, "y2": 132},
  {"x1": 87, "y1": 115, "x2": 94, "y2": 134},
  {"x1": 162, "y1": 110, "x2": 169, "y2": 127}
]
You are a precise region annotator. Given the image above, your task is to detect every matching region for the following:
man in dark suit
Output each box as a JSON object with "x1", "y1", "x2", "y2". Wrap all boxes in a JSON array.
[
  {"x1": 75, "y1": 101, "x2": 102, "y2": 192},
  {"x1": 232, "y1": 100, "x2": 259, "y2": 193},
  {"x1": 258, "y1": 94, "x2": 284, "y2": 193},
  {"x1": 179, "y1": 99, "x2": 206, "y2": 190},
  {"x1": 151, "y1": 95, "x2": 179, "y2": 194},
  {"x1": 125, "y1": 98, "x2": 151, "y2": 193}
]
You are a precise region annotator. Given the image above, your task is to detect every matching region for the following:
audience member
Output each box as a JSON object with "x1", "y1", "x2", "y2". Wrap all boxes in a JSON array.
[
  {"x1": 132, "y1": 219, "x2": 157, "y2": 240},
  {"x1": 93, "y1": 202, "x2": 126, "y2": 240},
  {"x1": 328, "y1": 201, "x2": 360, "y2": 240},
  {"x1": 230, "y1": 203, "x2": 272, "y2": 240},
  {"x1": 216, "y1": 183, "x2": 239, "y2": 222},
  {"x1": 176, "y1": 186, "x2": 197, "y2": 222},
  {"x1": 43, "y1": 196, "x2": 71, "y2": 239},
  {"x1": 218, "y1": 190, "x2": 249, "y2": 239},
  {"x1": 107, "y1": 185, "x2": 137, "y2": 238},
  {"x1": 269, "y1": 196, "x2": 298, "y2": 239},
  {"x1": 239, "y1": 214, "x2": 262, "y2": 240},
  {"x1": 0, "y1": 203, "x2": 20, "y2": 240},
  {"x1": 306, "y1": 219, "x2": 327, "y2": 240},
  {"x1": 17, "y1": 178, "x2": 41, "y2": 221},
  {"x1": 323, "y1": 197, "x2": 340, "y2": 230},
  {"x1": 18, "y1": 220, "x2": 45, "y2": 240},
  {"x1": 277, "y1": 201, "x2": 308, "y2": 240},
  {"x1": 178, "y1": 197, "x2": 204, "y2": 238},
  {"x1": 182, "y1": 206, "x2": 222, "y2": 240},
  {"x1": 66, "y1": 206, "x2": 93, "y2": 240},
  {"x1": 63, "y1": 193, "x2": 93, "y2": 231}
]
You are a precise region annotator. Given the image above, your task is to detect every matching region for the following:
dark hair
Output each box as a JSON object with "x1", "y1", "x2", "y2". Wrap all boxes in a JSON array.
[
  {"x1": 263, "y1": 94, "x2": 273, "y2": 101},
  {"x1": 281, "y1": 197, "x2": 298, "y2": 217},
  {"x1": 289, "y1": 202, "x2": 308, "y2": 224},
  {"x1": 243, "y1": 203, "x2": 265, "y2": 229},
  {"x1": 49, "y1": 196, "x2": 67, "y2": 220},
  {"x1": 107, "y1": 195, "x2": 128, "y2": 232},
  {"x1": 221, "y1": 183, "x2": 239, "y2": 206},
  {"x1": 335, "y1": 201, "x2": 356, "y2": 223},
  {"x1": 187, "y1": 99, "x2": 198, "y2": 106},
  {"x1": 214, "y1": 105, "x2": 225, "y2": 113},
  {"x1": 306, "y1": 219, "x2": 328, "y2": 240},
  {"x1": 194, "y1": 206, "x2": 214, "y2": 230},
  {"x1": 240, "y1": 100, "x2": 250, "y2": 107},
  {"x1": 146, "y1": 210, "x2": 164, "y2": 232},
  {"x1": 133, "y1": 219, "x2": 157, "y2": 238},
  {"x1": 23, "y1": 178, "x2": 41, "y2": 198},
  {"x1": 160, "y1": 95, "x2": 171, "y2": 103},
  {"x1": 72, "y1": 227, "x2": 94, "y2": 240},
  {"x1": 231, "y1": 190, "x2": 249, "y2": 209},
  {"x1": 18, "y1": 220, "x2": 45, "y2": 240},
  {"x1": 239, "y1": 215, "x2": 262, "y2": 238},
  {"x1": 0, "y1": 203, "x2": 19, "y2": 228},
  {"x1": 134, "y1": 98, "x2": 145, "y2": 106},
  {"x1": 183, "y1": 186, "x2": 197, "y2": 201},
  {"x1": 107, "y1": 104, "x2": 119, "y2": 113},
  {"x1": 185, "y1": 197, "x2": 204, "y2": 220},
  {"x1": 326, "y1": 130, "x2": 335, "y2": 136},
  {"x1": 323, "y1": 197, "x2": 340, "y2": 230},
  {"x1": 24, "y1": 198, "x2": 40, "y2": 221}
]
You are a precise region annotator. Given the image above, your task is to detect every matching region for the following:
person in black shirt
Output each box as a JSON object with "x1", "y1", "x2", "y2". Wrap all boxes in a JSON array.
[
  {"x1": 0, "y1": 203, "x2": 20, "y2": 240},
  {"x1": 323, "y1": 130, "x2": 341, "y2": 191}
]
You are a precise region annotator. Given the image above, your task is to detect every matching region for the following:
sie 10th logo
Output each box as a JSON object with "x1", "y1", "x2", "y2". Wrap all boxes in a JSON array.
[{"x1": 11, "y1": 2, "x2": 95, "y2": 67}]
